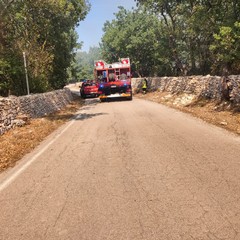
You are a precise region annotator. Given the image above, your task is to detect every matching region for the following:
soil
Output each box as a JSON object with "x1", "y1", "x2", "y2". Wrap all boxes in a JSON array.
[
  {"x1": 0, "y1": 91, "x2": 239, "y2": 173},
  {"x1": 0, "y1": 99, "x2": 84, "y2": 172}
]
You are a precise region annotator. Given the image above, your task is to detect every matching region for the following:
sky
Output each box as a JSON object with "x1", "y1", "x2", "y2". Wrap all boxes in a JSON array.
[{"x1": 75, "y1": 0, "x2": 136, "y2": 52}]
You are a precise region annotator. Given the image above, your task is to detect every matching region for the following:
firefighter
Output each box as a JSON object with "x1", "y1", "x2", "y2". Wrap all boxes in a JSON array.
[{"x1": 142, "y1": 78, "x2": 148, "y2": 94}]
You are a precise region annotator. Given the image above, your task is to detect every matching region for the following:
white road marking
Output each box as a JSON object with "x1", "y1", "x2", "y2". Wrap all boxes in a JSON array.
[{"x1": 0, "y1": 114, "x2": 80, "y2": 193}]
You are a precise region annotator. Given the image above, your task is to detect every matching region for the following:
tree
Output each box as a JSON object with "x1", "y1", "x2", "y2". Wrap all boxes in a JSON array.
[
  {"x1": 134, "y1": 0, "x2": 240, "y2": 75},
  {"x1": 210, "y1": 22, "x2": 240, "y2": 74},
  {"x1": 101, "y1": 6, "x2": 170, "y2": 77},
  {"x1": 0, "y1": 0, "x2": 90, "y2": 96},
  {"x1": 73, "y1": 47, "x2": 102, "y2": 80}
]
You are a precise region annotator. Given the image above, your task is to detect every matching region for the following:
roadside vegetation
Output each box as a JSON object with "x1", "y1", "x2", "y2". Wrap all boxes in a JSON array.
[
  {"x1": 76, "y1": 0, "x2": 240, "y2": 82},
  {"x1": 101, "y1": 1, "x2": 240, "y2": 77},
  {"x1": 0, "y1": 0, "x2": 90, "y2": 96},
  {"x1": 1, "y1": 1, "x2": 239, "y2": 97},
  {"x1": 72, "y1": 47, "x2": 102, "y2": 81}
]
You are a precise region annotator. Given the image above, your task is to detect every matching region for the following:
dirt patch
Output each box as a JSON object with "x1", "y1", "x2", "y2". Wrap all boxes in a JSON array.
[
  {"x1": 0, "y1": 99, "x2": 83, "y2": 172},
  {"x1": 136, "y1": 91, "x2": 240, "y2": 135}
]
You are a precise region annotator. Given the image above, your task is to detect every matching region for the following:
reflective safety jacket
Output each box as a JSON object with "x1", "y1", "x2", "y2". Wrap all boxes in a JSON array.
[{"x1": 142, "y1": 80, "x2": 147, "y2": 89}]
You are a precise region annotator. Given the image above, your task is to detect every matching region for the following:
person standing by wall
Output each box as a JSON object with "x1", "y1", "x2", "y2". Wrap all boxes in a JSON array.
[{"x1": 142, "y1": 78, "x2": 148, "y2": 94}]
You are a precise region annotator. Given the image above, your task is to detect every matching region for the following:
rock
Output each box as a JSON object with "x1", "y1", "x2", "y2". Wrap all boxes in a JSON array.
[{"x1": 12, "y1": 119, "x2": 26, "y2": 127}]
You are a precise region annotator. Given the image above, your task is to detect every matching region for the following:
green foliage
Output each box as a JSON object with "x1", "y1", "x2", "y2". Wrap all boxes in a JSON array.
[
  {"x1": 101, "y1": 6, "x2": 169, "y2": 77},
  {"x1": 1, "y1": 0, "x2": 240, "y2": 96},
  {"x1": 72, "y1": 47, "x2": 102, "y2": 81},
  {"x1": 100, "y1": 0, "x2": 240, "y2": 76},
  {"x1": 210, "y1": 22, "x2": 240, "y2": 74},
  {"x1": 0, "y1": 0, "x2": 90, "y2": 96}
]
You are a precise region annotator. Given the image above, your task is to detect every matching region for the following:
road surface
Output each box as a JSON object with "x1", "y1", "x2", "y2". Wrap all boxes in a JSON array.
[{"x1": 0, "y1": 98, "x2": 240, "y2": 240}]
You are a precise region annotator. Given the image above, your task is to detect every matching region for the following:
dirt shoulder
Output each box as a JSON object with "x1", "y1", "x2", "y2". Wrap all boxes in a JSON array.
[
  {"x1": 0, "y1": 99, "x2": 84, "y2": 172},
  {"x1": 136, "y1": 91, "x2": 240, "y2": 135}
]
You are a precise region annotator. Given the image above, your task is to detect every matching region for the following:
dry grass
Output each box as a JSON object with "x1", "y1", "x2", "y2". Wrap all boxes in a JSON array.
[{"x1": 0, "y1": 99, "x2": 83, "y2": 172}]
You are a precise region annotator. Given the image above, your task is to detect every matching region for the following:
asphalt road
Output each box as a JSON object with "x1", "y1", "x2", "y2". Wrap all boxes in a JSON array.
[{"x1": 0, "y1": 97, "x2": 240, "y2": 240}]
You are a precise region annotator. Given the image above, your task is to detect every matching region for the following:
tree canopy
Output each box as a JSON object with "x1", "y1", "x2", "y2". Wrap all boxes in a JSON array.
[
  {"x1": 0, "y1": 0, "x2": 90, "y2": 96},
  {"x1": 72, "y1": 46, "x2": 102, "y2": 81},
  {"x1": 1, "y1": 0, "x2": 240, "y2": 97},
  {"x1": 100, "y1": 1, "x2": 240, "y2": 77}
]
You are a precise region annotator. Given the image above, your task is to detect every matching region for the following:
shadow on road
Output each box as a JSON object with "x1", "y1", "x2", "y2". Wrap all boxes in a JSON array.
[
  {"x1": 75, "y1": 112, "x2": 108, "y2": 121},
  {"x1": 100, "y1": 97, "x2": 133, "y2": 103}
]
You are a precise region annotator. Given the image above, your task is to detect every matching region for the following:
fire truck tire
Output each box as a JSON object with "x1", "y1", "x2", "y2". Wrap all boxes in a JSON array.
[{"x1": 127, "y1": 93, "x2": 133, "y2": 100}]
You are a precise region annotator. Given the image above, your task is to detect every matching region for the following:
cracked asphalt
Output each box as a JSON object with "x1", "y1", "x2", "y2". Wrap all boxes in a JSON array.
[{"x1": 0, "y1": 97, "x2": 240, "y2": 240}]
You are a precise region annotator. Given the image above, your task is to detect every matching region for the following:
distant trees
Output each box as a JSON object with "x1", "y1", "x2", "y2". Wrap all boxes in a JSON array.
[
  {"x1": 72, "y1": 47, "x2": 102, "y2": 81},
  {"x1": 101, "y1": 1, "x2": 240, "y2": 77},
  {"x1": 0, "y1": 0, "x2": 90, "y2": 96}
]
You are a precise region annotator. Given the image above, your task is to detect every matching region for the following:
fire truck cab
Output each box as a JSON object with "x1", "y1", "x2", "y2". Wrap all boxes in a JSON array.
[{"x1": 94, "y1": 58, "x2": 132, "y2": 101}]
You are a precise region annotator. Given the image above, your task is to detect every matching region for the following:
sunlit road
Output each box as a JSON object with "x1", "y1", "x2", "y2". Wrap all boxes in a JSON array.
[{"x1": 0, "y1": 97, "x2": 240, "y2": 240}]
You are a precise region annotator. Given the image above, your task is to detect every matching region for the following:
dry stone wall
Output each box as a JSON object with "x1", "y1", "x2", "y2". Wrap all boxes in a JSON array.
[
  {"x1": 0, "y1": 98, "x2": 20, "y2": 135},
  {"x1": 1, "y1": 76, "x2": 240, "y2": 135},
  {"x1": 132, "y1": 75, "x2": 240, "y2": 103},
  {"x1": 0, "y1": 88, "x2": 73, "y2": 135},
  {"x1": 18, "y1": 88, "x2": 73, "y2": 118}
]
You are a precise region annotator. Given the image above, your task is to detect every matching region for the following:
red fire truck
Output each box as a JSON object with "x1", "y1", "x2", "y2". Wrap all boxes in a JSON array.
[{"x1": 94, "y1": 58, "x2": 132, "y2": 101}]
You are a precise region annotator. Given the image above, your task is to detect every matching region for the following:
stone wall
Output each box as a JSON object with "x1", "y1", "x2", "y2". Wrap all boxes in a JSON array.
[
  {"x1": 1, "y1": 75, "x2": 240, "y2": 135},
  {"x1": 132, "y1": 75, "x2": 240, "y2": 103},
  {"x1": 0, "y1": 97, "x2": 20, "y2": 135},
  {"x1": 0, "y1": 88, "x2": 73, "y2": 135},
  {"x1": 18, "y1": 88, "x2": 73, "y2": 118}
]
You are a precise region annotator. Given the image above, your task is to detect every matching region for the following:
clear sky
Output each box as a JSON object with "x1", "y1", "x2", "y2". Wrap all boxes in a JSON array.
[{"x1": 75, "y1": 0, "x2": 136, "y2": 52}]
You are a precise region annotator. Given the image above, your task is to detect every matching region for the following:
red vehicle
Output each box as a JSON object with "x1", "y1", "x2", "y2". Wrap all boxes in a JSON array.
[
  {"x1": 80, "y1": 80, "x2": 99, "y2": 99},
  {"x1": 94, "y1": 58, "x2": 132, "y2": 101}
]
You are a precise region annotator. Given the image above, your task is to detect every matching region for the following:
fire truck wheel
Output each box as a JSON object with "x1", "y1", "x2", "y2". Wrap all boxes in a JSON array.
[{"x1": 127, "y1": 93, "x2": 133, "y2": 100}]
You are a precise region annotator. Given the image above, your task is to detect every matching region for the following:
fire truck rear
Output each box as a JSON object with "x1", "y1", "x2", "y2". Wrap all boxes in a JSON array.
[{"x1": 94, "y1": 58, "x2": 132, "y2": 101}]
